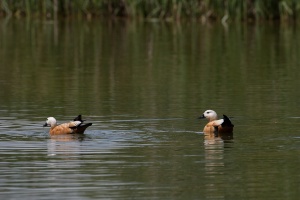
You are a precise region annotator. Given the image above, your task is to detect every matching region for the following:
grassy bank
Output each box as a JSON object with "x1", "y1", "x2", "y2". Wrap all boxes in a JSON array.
[{"x1": 0, "y1": 0, "x2": 298, "y2": 21}]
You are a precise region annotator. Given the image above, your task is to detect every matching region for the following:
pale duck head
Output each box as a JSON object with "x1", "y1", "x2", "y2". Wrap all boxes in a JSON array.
[
  {"x1": 200, "y1": 110, "x2": 218, "y2": 121},
  {"x1": 43, "y1": 117, "x2": 57, "y2": 127}
]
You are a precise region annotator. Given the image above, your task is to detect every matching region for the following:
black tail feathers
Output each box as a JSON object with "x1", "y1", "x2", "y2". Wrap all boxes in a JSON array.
[
  {"x1": 71, "y1": 115, "x2": 92, "y2": 133},
  {"x1": 80, "y1": 123, "x2": 92, "y2": 128},
  {"x1": 74, "y1": 114, "x2": 85, "y2": 122},
  {"x1": 222, "y1": 115, "x2": 234, "y2": 127}
]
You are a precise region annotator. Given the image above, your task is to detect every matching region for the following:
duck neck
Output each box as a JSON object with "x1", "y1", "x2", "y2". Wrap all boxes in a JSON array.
[
  {"x1": 50, "y1": 123, "x2": 57, "y2": 128},
  {"x1": 209, "y1": 115, "x2": 218, "y2": 122}
]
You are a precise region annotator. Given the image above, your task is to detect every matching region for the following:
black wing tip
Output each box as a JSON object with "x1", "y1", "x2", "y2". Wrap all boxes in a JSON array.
[
  {"x1": 73, "y1": 115, "x2": 92, "y2": 128},
  {"x1": 85, "y1": 123, "x2": 93, "y2": 127},
  {"x1": 222, "y1": 114, "x2": 234, "y2": 127},
  {"x1": 78, "y1": 122, "x2": 92, "y2": 127},
  {"x1": 74, "y1": 114, "x2": 85, "y2": 122}
]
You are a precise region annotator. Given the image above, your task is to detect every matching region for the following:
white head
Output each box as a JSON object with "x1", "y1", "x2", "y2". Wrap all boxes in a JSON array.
[
  {"x1": 43, "y1": 117, "x2": 57, "y2": 127},
  {"x1": 200, "y1": 110, "x2": 218, "y2": 121}
]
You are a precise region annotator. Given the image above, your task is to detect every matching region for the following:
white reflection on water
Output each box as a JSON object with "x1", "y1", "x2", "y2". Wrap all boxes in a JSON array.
[
  {"x1": 47, "y1": 134, "x2": 86, "y2": 156},
  {"x1": 203, "y1": 132, "x2": 234, "y2": 199}
]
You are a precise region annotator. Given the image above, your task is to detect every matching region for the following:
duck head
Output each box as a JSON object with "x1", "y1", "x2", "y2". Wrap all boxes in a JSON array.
[
  {"x1": 43, "y1": 117, "x2": 57, "y2": 127},
  {"x1": 198, "y1": 110, "x2": 218, "y2": 121}
]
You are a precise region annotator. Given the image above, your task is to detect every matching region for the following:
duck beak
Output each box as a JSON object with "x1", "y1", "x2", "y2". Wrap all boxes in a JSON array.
[
  {"x1": 43, "y1": 123, "x2": 48, "y2": 127},
  {"x1": 198, "y1": 114, "x2": 205, "y2": 119}
]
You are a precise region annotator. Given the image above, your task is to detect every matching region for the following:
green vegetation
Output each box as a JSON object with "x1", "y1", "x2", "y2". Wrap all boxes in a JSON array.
[{"x1": 0, "y1": 0, "x2": 299, "y2": 21}]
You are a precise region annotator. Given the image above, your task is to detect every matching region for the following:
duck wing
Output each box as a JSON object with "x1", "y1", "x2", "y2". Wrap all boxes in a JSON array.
[
  {"x1": 222, "y1": 115, "x2": 234, "y2": 127},
  {"x1": 73, "y1": 115, "x2": 85, "y2": 122}
]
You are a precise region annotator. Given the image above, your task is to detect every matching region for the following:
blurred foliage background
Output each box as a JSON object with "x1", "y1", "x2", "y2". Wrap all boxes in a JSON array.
[{"x1": 0, "y1": 0, "x2": 298, "y2": 22}]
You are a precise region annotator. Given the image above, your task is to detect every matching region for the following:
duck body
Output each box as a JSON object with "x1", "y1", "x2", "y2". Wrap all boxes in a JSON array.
[
  {"x1": 199, "y1": 110, "x2": 234, "y2": 134},
  {"x1": 43, "y1": 115, "x2": 92, "y2": 135}
]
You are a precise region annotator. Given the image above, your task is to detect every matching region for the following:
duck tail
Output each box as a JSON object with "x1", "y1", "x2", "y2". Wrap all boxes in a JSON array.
[
  {"x1": 74, "y1": 114, "x2": 85, "y2": 122},
  {"x1": 81, "y1": 123, "x2": 92, "y2": 128},
  {"x1": 222, "y1": 115, "x2": 234, "y2": 127},
  {"x1": 72, "y1": 123, "x2": 92, "y2": 133}
]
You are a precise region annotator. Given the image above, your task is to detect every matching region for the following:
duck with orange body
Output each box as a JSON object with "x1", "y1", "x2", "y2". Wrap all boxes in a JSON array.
[
  {"x1": 199, "y1": 110, "x2": 234, "y2": 135},
  {"x1": 43, "y1": 115, "x2": 92, "y2": 135}
]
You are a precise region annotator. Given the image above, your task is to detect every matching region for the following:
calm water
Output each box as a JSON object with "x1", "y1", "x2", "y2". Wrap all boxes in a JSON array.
[{"x1": 1, "y1": 19, "x2": 300, "y2": 199}]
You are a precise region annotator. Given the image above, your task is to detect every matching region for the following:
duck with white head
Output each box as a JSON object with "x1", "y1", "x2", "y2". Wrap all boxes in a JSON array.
[
  {"x1": 43, "y1": 115, "x2": 92, "y2": 135},
  {"x1": 198, "y1": 110, "x2": 234, "y2": 135}
]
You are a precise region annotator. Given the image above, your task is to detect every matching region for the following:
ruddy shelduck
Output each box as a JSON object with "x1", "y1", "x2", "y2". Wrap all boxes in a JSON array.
[
  {"x1": 199, "y1": 110, "x2": 234, "y2": 135},
  {"x1": 43, "y1": 115, "x2": 92, "y2": 135}
]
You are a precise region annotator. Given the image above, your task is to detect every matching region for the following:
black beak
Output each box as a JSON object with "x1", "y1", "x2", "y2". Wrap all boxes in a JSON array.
[
  {"x1": 198, "y1": 114, "x2": 205, "y2": 119},
  {"x1": 43, "y1": 123, "x2": 48, "y2": 127}
]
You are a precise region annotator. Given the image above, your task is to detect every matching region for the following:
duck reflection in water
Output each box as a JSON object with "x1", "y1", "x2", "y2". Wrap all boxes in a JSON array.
[
  {"x1": 203, "y1": 133, "x2": 232, "y2": 198},
  {"x1": 204, "y1": 132, "x2": 233, "y2": 145},
  {"x1": 47, "y1": 134, "x2": 86, "y2": 157},
  {"x1": 50, "y1": 133, "x2": 86, "y2": 142}
]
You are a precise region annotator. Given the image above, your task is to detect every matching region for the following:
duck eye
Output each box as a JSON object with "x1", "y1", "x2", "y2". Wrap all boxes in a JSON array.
[{"x1": 206, "y1": 111, "x2": 210, "y2": 114}]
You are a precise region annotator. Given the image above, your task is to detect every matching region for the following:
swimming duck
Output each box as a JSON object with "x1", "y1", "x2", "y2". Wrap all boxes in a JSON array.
[
  {"x1": 199, "y1": 110, "x2": 234, "y2": 135},
  {"x1": 43, "y1": 115, "x2": 92, "y2": 135}
]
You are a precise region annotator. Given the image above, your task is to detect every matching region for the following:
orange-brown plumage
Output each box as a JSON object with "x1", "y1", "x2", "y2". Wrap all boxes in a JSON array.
[{"x1": 43, "y1": 116, "x2": 92, "y2": 135}]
